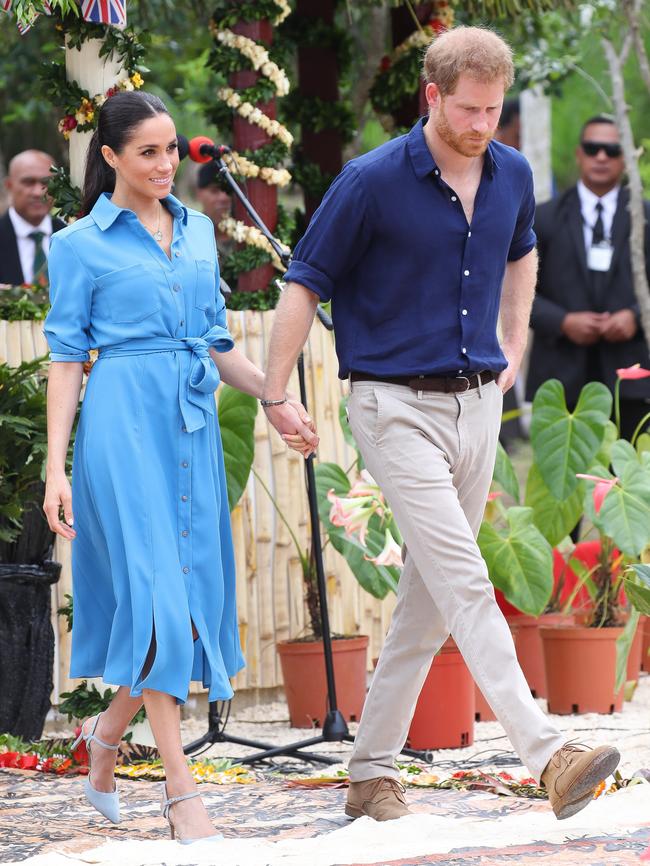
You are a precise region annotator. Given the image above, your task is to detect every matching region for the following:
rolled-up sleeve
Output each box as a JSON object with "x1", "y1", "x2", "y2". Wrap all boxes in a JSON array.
[
  {"x1": 507, "y1": 167, "x2": 536, "y2": 262},
  {"x1": 284, "y1": 163, "x2": 372, "y2": 302},
  {"x1": 44, "y1": 233, "x2": 92, "y2": 362}
]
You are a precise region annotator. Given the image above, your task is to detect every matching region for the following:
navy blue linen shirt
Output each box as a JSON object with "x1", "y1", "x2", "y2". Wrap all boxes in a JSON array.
[{"x1": 284, "y1": 118, "x2": 536, "y2": 378}]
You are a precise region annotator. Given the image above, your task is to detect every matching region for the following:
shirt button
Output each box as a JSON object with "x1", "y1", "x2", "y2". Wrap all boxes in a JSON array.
[
  {"x1": 462, "y1": 347, "x2": 467, "y2": 353},
  {"x1": 462, "y1": 309, "x2": 468, "y2": 316},
  {"x1": 434, "y1": 169, "x2": 440, "y2": 176},
  {"x1": 468, "y1": 231, "x2": 472, "y2": 238},
  {"x1": 181, "y1": 530, "x2": 189, "y2": 537},
  {"x1": 464, "y1": 270, "x2": 470, "y2": 277},
  {"x1": 181, "y1": 495, "x2": 188, "y2": 502},
  {"x1": 451, "y1": 195, "x2": 457, "y2": 202},
  {"x1": 180, "y1": 320, "x2": 185, "y2": 327},
  {"x1": 182, "y1": 426, "x2": 187, "y2": 432},
  {"x1": 182, "y1": 461, "x2": 189, "y2": 468},
  {"x1": 173, "y1": 283, "x2": 181, "y2": 292},
  {"x1": 182, "y1": 566, "x2": 189, "y2": 574},
  {"x1": 175, "y1": 251, "x2": 181, "y2": 258}
]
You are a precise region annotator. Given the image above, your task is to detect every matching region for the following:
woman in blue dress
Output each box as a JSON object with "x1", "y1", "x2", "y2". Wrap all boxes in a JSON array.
[{"x1": 43, "y1": 91, "x2": 318, "y2": 843}]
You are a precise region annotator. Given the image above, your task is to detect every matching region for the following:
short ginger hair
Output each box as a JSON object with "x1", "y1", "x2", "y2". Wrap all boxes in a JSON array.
[{"x1": 422, "y1": 26, "x2": 515, "y2": 96}]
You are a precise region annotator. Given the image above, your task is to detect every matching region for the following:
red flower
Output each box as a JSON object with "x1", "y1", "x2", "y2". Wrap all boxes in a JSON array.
[
  {"x1": 62, "y1": 115, "x2": 77, "y2": 132},
  {"x1": 0, "y1": 752, "x2": 19, "y2": 768},
  {"x1": 576, "y1": 474, "x2": 619, "y2": 514},
  {"x1": 380, "y1": 55, "x2": 391, "y2": 72},
  {"x1": 18, "y1": 754, "x2": 39, "y2": 770},
  {"x1": 616, "y1": 364, "x2": 650, "y2": 380},
  {"x1": 430, "y1": 19, "x2": 448, "y2": 34}
]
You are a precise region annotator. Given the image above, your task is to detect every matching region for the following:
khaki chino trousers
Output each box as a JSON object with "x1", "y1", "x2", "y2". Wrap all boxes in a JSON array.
[{"x1": 346, "y1": 378, "x2": 565, "y2": 783}]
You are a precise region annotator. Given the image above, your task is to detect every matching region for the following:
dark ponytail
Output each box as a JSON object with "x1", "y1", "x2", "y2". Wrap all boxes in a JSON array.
[{"x1": 81, "y1": 90, "x2": 170, "y2": 215}]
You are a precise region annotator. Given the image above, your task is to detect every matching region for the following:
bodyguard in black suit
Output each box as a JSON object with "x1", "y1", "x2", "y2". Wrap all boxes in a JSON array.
[
  {"x1": 526, "y1": 116, "x2": 650, "y2": 441},
  {"x1": 0, "y1": 150, "x2": 65, "y2": 286}
]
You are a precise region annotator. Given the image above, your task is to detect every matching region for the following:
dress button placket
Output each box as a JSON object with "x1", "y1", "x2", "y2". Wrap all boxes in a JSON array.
[{"x1": 179, "y1": 421, "x2": 192, "y2": 580}]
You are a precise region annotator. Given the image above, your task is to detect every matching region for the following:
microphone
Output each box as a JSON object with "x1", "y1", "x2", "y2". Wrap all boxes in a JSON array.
[{"x1": 187, "y1": 135, "x2": 232, "y2": 163}]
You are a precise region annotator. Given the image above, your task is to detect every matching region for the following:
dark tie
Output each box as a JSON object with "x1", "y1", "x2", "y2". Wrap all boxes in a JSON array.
[
  {"x1": 28, "y1": 230, "x2": 47, "y2": 282},
  {"x1": 592, "y1": 202, "x2": 604, "y2": 245}
]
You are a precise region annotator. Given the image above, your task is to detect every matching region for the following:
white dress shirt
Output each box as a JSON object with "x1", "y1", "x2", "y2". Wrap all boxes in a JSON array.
[
  {"x1": 576, "y1": 181, "x2": 619, "y2": 251},
  {"x1": 7, "y1": 207, "x2": 53, "y2": 284}
]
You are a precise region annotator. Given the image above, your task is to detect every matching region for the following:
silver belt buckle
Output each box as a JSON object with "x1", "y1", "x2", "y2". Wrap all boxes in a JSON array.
[{"x1": 455, "y1": 375, "x2": 471, "y2": 393}]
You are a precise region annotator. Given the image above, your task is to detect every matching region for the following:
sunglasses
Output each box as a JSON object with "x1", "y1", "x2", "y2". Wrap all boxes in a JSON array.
[{"x1": 581, "y1": 141, "x2": 622, "y2": 158}]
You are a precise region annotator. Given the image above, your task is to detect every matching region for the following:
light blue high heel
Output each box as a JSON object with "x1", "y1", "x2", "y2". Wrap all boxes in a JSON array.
[
  {"x1": 71, "y1": 713, "x2": 121, "y2": 824},
  {"x1": 161, "y1": 784, "x2": 223, "y2": 844}
]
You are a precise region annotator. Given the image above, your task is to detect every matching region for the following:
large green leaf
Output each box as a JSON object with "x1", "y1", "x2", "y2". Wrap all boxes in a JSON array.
[
  {"x1": 530, "y1": 379, "x2": 612, "y2": 499},
  {"x1": 477, "y1": 506, "x2": 554, "y2": 615},
  {"x1": 315, "y1": 462, "x2": 399, "y2": 599},
  {"x1": 594, "y1": 421, "x2": 619, "y2": 468},
  {"x1": 623, "y1": 564, "x2": 650, "y2": 616},
  {"x1": 584, "y1": 461, "x2": 650, "y2": 557},
  {"x1": 217, "y1": 385, "x2": 257, "y2": 511},
  {"x1": 493, "y1": 441, "x2": 520, "y2": 503},
  {"x1": 615, "y1": 609, "x2": 640, "y2": 692},
  {"x1": 524, "y1": 462, "x2": 583, "y2": 547}
]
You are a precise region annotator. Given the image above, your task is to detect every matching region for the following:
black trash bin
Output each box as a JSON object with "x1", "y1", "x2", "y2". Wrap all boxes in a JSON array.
[{"x1": 0, "y1": 561, "x2": 61, "y2": 741}]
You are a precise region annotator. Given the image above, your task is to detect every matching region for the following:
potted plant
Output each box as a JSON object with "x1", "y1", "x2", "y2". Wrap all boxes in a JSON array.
[
  {"x1": 263, "y1": 409, "x2": 398, "y2": 729},
  {"x1": 532, "y1": 369, "x2": 650, "y2": 713},
  {"x1": 0, "y1": 358, "x2": 64, "y2": 740}
]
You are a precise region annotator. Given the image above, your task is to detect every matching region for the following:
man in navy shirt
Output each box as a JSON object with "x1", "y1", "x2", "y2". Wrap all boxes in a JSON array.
[{"x1": 263, "y1": 26, "x2": 619, "y2": 822}]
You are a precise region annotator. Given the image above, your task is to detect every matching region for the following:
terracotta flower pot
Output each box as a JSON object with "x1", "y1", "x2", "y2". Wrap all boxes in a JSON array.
[
  {"x1": 540, "y1": 625, "x2": 625, "y2": 714},
  {"x1": 277, "y1": 635, "x2": 369, "y2": 728},
  {"x1": 509, "y1": 613, "x2": 574, "y2": 699},
  {"x1": 407, "y1": 638, "x2": 475, "y2": 750}
]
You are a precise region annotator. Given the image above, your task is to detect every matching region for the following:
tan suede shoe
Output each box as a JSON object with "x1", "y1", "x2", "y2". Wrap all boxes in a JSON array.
[
  {"x1": 345, "y1": 776, "x2": 411, "y2": 821},
  {"x1": 541, "y1": 743, "x2": 620, "y2": 820}
]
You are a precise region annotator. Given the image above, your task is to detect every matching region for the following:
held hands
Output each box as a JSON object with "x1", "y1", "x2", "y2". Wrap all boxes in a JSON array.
[
  {"x1": 561, "y1": 310, "x2": 637, "y2": 346},
  {"x1": 43, "y1": 472, "x2": 76, "y2": 540},
  {"x1": 264, "y1": 394, "x2": 319, "y2": 458}
]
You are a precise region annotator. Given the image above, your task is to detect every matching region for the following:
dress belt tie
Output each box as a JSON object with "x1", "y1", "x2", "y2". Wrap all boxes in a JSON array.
[{"x1": 98, "y1": 325, "x2": 234, "y2": 433}]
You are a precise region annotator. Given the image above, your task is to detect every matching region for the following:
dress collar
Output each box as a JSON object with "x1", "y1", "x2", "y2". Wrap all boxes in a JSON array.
[
  {"x1": 407, "y1": 116, "x2": 498, "y2": 180},
  {"x1": 91, "y1": 192, "x2": 188, "y2": 231}
]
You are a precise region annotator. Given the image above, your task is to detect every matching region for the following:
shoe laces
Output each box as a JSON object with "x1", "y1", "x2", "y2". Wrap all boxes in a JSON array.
[
  {"x1": 372, "y1": 777, "x2": 407, "y2": 804},
  {"x1": 552, "y1": 740, "x2": 591, "y2": 766}
]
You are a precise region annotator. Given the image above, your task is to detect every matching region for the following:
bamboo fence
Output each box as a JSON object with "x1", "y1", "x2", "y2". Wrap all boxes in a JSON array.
[{"x1": 0, "y1": 312, "x2": 396, "y2": 703}]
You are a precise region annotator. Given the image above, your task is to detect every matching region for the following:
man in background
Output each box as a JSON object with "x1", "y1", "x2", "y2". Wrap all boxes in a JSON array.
[
  {"x1": 526, "y1": 115, "x2": 650, "y2": 440},
  {"x1": 0, "y1": 150, "x2": 64, "y2": 286},
  {"x1": 194, "y1": 162, "x2": 233, "y2": 255}
]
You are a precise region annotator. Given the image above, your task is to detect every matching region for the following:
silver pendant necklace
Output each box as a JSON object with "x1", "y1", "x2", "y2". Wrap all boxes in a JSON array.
[{"x1": 143, "y1": 204, "x2": 163, "y2": 242}]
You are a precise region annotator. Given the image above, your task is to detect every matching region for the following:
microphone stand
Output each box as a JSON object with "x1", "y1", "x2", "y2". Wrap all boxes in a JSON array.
[{"x1": 182, "y1": 153, "x2": 352, "y2": 766}]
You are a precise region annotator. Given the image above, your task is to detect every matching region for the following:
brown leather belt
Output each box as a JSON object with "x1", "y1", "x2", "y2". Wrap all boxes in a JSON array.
[{"x1": 350, "y1": 370, "x2": 495, "y2": 393}]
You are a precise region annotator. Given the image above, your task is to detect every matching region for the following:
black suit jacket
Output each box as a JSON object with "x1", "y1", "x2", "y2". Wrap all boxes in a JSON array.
[
  {"x1": 0, "y1": 212, "x2": 66, "y2": 285},
  {"x1": 526, "y1": 186, "x2": 650, "y2": 404}
]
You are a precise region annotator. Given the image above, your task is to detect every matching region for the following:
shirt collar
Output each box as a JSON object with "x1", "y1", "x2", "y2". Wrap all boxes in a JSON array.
[
  {"x1": 407, "y1": 117, "x2": 498, "y2": 180},
  {"x1": 576, "y1": 180, "x2": 620, "y2": 215},
  {"x1": 8, "y1": 206, "x2": 52, "y2": 239},
  {"x1": 91, "y1": 191, "x2": 189, "y2": 231}
]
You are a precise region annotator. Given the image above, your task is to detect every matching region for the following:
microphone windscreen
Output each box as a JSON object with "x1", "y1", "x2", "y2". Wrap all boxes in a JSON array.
[
  {"x1": 188, "y1": 136, "x2": 215, "y2": 163},
  {"x1": 177, "y1": 134, "x2": 189, "y2": 161}
]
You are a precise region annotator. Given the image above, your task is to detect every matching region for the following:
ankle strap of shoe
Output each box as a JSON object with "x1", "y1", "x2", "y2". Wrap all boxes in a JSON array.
[
  {"x1": 162, "y1": 790, "x2": 200, "y2": 819},
  {"x1": 86, "y1": 714, "x2": 119, "y2": 751}
]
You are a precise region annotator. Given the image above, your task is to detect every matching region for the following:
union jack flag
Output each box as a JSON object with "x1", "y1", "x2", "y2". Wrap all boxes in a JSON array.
[{"x1": 80, "y1": 0, "x2": 126, "y2": 26}]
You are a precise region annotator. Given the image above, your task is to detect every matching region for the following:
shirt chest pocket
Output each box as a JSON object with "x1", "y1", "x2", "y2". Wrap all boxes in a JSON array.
[
  {"x1": 195, "y1": 259, "x2": 217, "y2": 312},
  {"x1": 94, "y1": 263, "x2": 161, "y2": 324}
]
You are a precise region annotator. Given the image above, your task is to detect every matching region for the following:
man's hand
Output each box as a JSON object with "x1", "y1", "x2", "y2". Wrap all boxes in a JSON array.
[
  {"x1": 496, "y1": 344, "x2": 524, "y2": 394},
  {"x1": 264, "y1": 400, "x2": 319, "y2": 458},
  {"x1": 601, "y1": 309, "x2": 637, "y2": 343},
  {"x1": 561, "y1": 312, "x2": 609, "y2": 346}
]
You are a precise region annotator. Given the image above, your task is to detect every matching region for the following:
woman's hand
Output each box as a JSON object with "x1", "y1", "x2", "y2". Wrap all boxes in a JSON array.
[{"x1": 43, "y1": 472, "x2": 76, "y2": 540}]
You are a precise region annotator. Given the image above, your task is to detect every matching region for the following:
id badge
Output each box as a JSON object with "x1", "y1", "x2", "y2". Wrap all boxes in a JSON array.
[{"x1": 587, "y1": 243, "x2": 613, "y2": 272}]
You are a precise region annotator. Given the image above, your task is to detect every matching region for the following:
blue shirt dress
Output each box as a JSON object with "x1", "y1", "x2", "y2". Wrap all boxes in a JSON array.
[{"x1": 45, "y1": 192, "x2": 245, "y2": 704}]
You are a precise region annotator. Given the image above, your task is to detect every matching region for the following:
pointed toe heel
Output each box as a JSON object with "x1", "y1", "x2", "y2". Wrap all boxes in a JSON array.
[{"x1": 72, "y1": 713, "x2": 121, "y2": 824}]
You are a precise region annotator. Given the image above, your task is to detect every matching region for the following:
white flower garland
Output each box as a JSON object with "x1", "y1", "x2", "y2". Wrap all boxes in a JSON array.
[
  {"x1": 218, "y1": 87, "x2": 294, "y2": 148},
  {"x1": 212, "y1": 27, "x2": 289, "y2": 96},
  {"x1": 218, "y1": 217, "x2": 289, "y2": 270},
  {"x1": 223, "y1": 151, "x2": 291, "y2": 188},
  {"x1": 272, "y1": 0, "x2": 291, "y2": 25}
]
